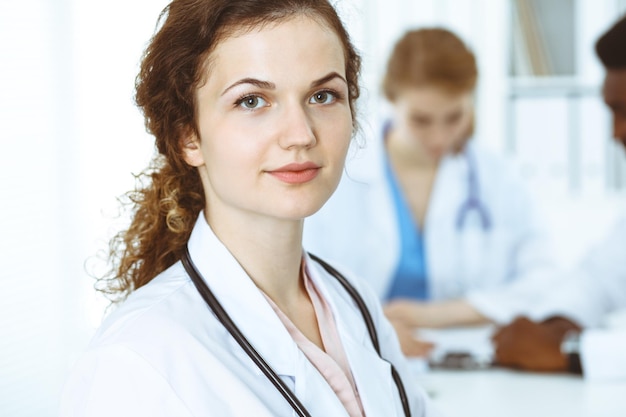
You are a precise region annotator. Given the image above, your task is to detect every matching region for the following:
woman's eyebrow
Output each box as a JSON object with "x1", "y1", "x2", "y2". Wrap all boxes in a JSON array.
[
  {"x1": 221, "y1": 78, "x2": 275, "y2": 96},
  {"x1": 311, "y1": 72, "x2": 347, "y2": 88},
  {"x1": 221, "y1": 72, "x2": 346, "y2": 96}
]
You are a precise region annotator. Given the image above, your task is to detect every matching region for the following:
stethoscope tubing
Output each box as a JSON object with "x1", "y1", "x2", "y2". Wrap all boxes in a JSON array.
[
  {"x1": 181, "y1": 247, "x2": 312, "y2": 417},
  {"x1": 456, "y1": 146, "x2": 492, "y2": 231},
  {"x1": 182, "y1": 246, "x2": 411, "y2": 417}
]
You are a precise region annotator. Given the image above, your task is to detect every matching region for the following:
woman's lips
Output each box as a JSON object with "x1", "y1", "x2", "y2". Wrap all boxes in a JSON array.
[{"x1": 268, "y1": 162, "x2": 321, "y2": 184}]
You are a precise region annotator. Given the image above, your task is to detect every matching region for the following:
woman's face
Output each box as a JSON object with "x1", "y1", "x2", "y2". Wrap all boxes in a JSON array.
[
  {"x1": 182, "y1": 16, "x2": 352, "y2": 223},
  {"x1": 391, "y1": 86, "x2": 473, "y2": 161},
  {"x1": 603, "y1": 68, "x2": 626, "y2": 146}
]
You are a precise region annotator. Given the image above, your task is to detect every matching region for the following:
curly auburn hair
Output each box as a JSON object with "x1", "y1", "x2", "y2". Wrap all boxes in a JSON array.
[{"x1": 97, "y1": 0, "x2": 362, "y2": 302}]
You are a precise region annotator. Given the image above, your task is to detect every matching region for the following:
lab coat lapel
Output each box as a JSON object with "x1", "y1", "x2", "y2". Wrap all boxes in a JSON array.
[
  {"x1": 342, "y1": 336, "x2": 398, "y2": 416},
  {"x1": 306, "y1": 256, "x2": 399, "y2": 416},
  {"x1": 186, "y1": 214, "x2": 298, "y2": 378},
  {"x1": 292, "y1": 335, "x2": 394, "y2": 417},
  {"x1": 296, "y1": 360, "x2": 351, "y2": 417}
]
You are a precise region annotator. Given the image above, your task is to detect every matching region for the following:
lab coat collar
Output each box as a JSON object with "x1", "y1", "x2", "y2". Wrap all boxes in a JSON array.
[{"x1": 186, "y1": 213, "x2": 299, "y2": 378}]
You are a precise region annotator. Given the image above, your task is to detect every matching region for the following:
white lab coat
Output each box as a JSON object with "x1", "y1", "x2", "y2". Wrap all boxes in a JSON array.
[
  {"x1": 60, "y1": 214, "x2": 438, "y2": 416},
  {"x1": 521, "y1": 215, "x2": 626, "y2": 380},
  {"x1": 304, "y1": 130, "x2": 557, "y2": 324}
]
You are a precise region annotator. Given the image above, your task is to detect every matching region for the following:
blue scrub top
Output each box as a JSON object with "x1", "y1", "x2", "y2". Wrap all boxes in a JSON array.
[{"x1": 383, "y1": 156, "x2": 429, "y2": 301}]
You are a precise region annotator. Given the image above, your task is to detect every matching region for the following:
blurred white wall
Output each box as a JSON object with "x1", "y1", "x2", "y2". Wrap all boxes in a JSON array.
[
  {"x1": 1, "y1": 1, "x2": 167, "y2": 415},
  {"x1": 1, "y1": 1, "x2": 625, "y2": 416},
  {"x1": 1, "y1": 1, "x2": 77, "y2": 415}
]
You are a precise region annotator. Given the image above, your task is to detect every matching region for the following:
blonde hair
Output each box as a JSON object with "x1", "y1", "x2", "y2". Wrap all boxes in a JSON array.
[
  {"x1": 382, "y1": 27, "x2": 478, "y2": 147},
  {"x1": 383, "y1": 27, "x2": 477, "y2": 100}
]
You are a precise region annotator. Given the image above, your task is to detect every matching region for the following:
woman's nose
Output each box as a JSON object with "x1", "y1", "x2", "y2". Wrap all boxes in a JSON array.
[
  {"x1": 278, "y1": 104, "x2": 317, "y2": 149},
  {"x1": 427, "y1": 125, "x2": 452, "y2": 146}
]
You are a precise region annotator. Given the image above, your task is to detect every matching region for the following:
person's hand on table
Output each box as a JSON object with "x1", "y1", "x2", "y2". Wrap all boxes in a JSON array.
[
  {"x1": 384, "y1": 300, "x2": 433, "y2": 328},
  {"x1": 384, "y1": 298, "x2": 490, "y2": 328},
  {"x1": 492, "y1": 316, "x2": 582, "y2": 372},
  {"x1": 383, "y1": 300, "x2": 436, "y2": 357},
  {"x1": 384, "y1": 298, "x2": 491, "y2": 357},
  {"x1": 387, "y1": 317, "x2": 435, "y2": 357}
]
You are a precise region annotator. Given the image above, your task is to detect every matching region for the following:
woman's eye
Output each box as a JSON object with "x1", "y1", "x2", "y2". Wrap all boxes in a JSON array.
[
  {"x1": 310, "y1": 91, "x2": 336, "y2": 104},
  {"x1": 411, "y1": 117, "x2": 430, "y2": 127},
  {"x1": 445, "y1": 112, "x2": 462, "y2": 125},
  {"x1": 237, "y1": 95, "x2": 267, "y2": 109}
]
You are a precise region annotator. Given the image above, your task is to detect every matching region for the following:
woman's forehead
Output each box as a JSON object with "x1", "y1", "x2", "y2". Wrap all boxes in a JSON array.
[
  {"x1": 215, "y1": 14, "x2": 339, "y2": 52},
  {"x1": 202, "y1": 16, "x2": 345, "y2": 88}
]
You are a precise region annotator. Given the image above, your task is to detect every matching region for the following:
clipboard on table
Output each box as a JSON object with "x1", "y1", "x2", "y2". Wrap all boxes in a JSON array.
[{"x1": 416, "y1": 325, "x2": 496, "y2": 370}]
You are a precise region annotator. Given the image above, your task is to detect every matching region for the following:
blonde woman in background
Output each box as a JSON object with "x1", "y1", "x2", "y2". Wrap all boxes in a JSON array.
[{"x1": 304, "y1": 28, "x2": 557, "y2": 356}]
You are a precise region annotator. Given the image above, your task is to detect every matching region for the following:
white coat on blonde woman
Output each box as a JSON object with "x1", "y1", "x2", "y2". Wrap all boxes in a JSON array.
[
  {"x1": 304, "y1": 123, "x2": 558, "y2": 324},
  {"x1": 60, "y1": 215, "x2": 439, "y2": 417}
]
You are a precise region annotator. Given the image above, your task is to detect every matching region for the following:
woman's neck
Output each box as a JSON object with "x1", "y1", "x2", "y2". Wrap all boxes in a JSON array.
[
  {"x1": 385, "y1": 127, "x2": 440, "y2": 228},
  {"x1": 204, "y1": 209, "x2": 305, "y2": 307},
  {"x1": 386, "y1": 127, "x2": 439, "y2": 171}
]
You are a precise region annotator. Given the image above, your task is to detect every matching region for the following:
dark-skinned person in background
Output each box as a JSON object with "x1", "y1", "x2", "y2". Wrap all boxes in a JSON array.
[{"x1": 492, "y1": 14, "x2": 626, "y2": 381}]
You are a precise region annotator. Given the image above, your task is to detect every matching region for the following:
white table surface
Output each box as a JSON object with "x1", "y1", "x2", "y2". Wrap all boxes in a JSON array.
[{"x1": 415, "y1": 368, "x2": 626, "y2": 417}]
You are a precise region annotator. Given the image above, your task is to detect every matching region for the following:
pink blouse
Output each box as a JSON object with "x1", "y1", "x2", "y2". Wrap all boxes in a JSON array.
[{"x1": 262, "y1": 261, "x2": 365, "y2": 417}]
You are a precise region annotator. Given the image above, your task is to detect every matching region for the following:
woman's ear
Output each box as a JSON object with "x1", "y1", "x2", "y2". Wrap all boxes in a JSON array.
[{"x1": 181, "y1": 134, "x2": 204, "y2": 167}]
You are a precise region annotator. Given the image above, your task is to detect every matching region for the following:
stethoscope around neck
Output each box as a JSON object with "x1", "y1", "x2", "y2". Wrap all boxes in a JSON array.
[
  {"x1": 181, "y1": 246, "x2": 412, "y2": 417},
  {"x1": 456, "y1": 145, "x2": 492, "y2": 231},
  {"x1": 383, "y1": 121, "x2": 492, "y2": 232},
  {"x1": 450, "y1": 145, "x2": 493, "y2": 295}
]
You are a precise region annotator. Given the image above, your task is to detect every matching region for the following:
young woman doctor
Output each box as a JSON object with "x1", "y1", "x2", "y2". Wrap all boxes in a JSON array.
[
  {"x1": 304, "y1": 28, "x2": 556, "y2": 356},
  {"x1": 60, "y1": 1, "x2": 438, "y2": 416}
]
